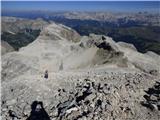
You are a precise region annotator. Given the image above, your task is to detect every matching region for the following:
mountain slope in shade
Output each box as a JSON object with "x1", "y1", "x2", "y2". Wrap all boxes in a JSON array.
[{"x1": 1, "y1": 40, "x2": 15, "y2": 55}]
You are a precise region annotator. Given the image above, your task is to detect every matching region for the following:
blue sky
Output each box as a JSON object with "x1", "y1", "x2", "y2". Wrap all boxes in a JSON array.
[{"x1": 2, "y1": 1, "x2": 160, "y2": 12}]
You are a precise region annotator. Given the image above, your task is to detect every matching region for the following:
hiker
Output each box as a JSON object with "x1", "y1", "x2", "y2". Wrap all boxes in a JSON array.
[
  {"x1": 59, "y1": 60, "x2": 63, "y2": 71},
  {"x1": 102, "y1": 36, "x2": 106, "y2": 41},
  {"x1": 44, "y1": 70, "x2": 48, "y2": 79}
]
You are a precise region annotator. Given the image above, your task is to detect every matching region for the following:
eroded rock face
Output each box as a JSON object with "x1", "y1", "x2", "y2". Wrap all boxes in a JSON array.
[
  {"x1": 39, "y1": 23, "x2": 81, "y2": 43},
  {"x1": 1, "y1": 22, "x2": 160, "y2": 120}
]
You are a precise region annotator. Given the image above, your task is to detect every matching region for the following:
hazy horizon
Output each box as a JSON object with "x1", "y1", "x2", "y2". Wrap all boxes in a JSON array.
[{"x1": 2, "y1": 1, "x2": 160, "y2": 13}]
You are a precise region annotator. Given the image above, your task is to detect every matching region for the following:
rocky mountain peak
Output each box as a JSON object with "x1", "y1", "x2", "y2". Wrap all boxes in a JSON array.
[{"x1": 39, "y1": 23, "x2": 81, "y2": 42}]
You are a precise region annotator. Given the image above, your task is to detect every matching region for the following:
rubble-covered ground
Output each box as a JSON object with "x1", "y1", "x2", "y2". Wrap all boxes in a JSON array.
[{"x1": 1, "y1": 69, "x2": 160, "y2": 120}]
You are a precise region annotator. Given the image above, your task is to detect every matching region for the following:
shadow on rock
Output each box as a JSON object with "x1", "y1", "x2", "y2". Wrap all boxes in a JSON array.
[
  {"x1": 27, "y1": 101, "x2": 50, "y2": 120},
  {"x1": 141, "y1": 81, "x2": 160, "y2": 111}
]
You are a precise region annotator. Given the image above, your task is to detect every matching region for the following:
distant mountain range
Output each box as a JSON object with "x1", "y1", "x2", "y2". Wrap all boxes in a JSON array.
[
  {"x1": 2, "y1": 11, "x2": 160, "y2": 26},
  {"x1": 1, "y1": 11, "x2": 160, "y2": 54}
]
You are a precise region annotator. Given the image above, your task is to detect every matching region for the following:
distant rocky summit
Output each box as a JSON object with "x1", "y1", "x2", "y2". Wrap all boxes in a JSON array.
[
  {"x1": 1, "y1": 22, "x2": 160, "y2": 120},
  {"x1": 1, "y1": 17, "x2": 49, "y2": 33},
  {"x1": 1, "y1": 17, "x2": 49, "y2": 51}
]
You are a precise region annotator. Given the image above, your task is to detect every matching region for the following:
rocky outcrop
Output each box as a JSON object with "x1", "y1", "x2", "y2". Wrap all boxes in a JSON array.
[
  {"x1": 141, "y1": 81, "x2": 160, "y2": 111},
  {"x1": 40, "y1": 23, "x2": 81, "y2": 42}
]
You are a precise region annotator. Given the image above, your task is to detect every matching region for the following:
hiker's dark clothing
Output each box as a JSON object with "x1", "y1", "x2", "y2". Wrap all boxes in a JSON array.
[{"x1": 44, "y1": 70, "x2": 48, "y2": 79}]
